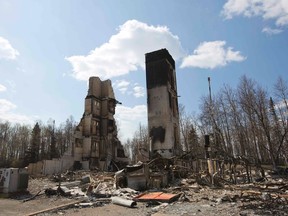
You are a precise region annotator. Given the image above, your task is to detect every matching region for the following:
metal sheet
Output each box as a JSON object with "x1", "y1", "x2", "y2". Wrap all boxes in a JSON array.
[{"x1": 133, "y1": 192, "x2": 179, "y2": 202}]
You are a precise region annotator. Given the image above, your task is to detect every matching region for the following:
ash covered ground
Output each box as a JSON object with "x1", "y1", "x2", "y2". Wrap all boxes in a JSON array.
[{"x1": 1, "y1": 168, "x2": 288, "y2": 216}]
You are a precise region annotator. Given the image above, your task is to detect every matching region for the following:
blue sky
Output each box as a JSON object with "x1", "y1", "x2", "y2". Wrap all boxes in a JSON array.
[{"x1": 0, "y1": 0, "x2": 288, "y2": 142}]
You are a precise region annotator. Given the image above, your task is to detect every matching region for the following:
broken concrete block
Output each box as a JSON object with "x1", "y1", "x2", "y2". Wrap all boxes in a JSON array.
[
  {"x1": 81, "y1": 175, "x2": 91, "y2": 184},
  {"x1": 57, "y1": 186, "x2": 71, "y2": 196},
  {"x1": 70, "y1": 187, "x2": 86, "y2": 197}
]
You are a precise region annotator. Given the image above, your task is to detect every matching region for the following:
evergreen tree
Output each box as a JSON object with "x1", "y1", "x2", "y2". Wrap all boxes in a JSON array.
[
  {"x1": 49, "y1": 120, "x2": 59, "y2": 159},
  {"x1": 25, "y1": 122, "x2": 41, "y2": 164}
]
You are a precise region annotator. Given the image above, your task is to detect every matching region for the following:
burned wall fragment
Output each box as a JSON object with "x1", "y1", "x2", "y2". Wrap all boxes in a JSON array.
[{"x1": 145, "y1": 49, "x2": 181, "y2": 158}]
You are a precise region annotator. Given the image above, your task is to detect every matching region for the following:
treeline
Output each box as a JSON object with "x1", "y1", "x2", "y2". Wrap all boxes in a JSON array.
[
  {"x1": 124, "y1": 76, "x2": 288, "y2": 168},
  {"x1": 197, "y1": 76, "x2": 288, "y2": 168},
  {"x1": 0, "y1": 116, "x2": 76, "y2": 168},
  {"x1": 1, "y1": 75, "x2": 288, "y2": 169}
]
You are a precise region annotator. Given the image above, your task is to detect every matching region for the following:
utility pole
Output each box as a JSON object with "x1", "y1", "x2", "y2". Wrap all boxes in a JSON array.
[
  {"x1": 208, "y1": 77, "x2": 212, "y2": 105},
  {"x1": 206, "y1": 77, "x2": 214, "y2": 184}
]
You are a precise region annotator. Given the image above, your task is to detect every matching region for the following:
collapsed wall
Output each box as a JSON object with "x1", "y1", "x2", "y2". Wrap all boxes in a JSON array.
[
  {"x1": 73, "y1": 77, "x2": 127, "y2": 170},
  {"x1": 145, "y1": 49, "x2": 181, "y2": 158}
]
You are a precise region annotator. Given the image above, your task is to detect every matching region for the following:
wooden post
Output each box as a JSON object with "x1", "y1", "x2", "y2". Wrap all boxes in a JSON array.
[{"x1": 205, "y1": 135, "x2": 214, "y2": 184}]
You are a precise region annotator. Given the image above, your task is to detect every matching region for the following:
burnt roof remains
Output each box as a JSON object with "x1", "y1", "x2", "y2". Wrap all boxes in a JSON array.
[{"x1": 145, "y1": 48, "x2": 175, "y2": 69}]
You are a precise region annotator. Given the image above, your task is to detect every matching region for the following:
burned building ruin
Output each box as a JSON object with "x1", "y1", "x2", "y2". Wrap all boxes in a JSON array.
[
  {"x1": 145, "y1": 49, "x2": 181, "y2": 158},
  {"x1": 28, "y1": 50, "x2": 182, "y2": 175},
  {"x1": 119, "y1": 49, "x2": 183, "y2": 191},
  {"x1": 28, "y1": 77, "x2": 127, "y2": 175},
  {"x1": 73, "y1": 77, "x2": 126, "y2": 170}
]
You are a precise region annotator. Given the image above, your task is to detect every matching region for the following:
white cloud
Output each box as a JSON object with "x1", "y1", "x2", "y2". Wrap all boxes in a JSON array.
[
  {"x1": 262, "y1": 27, "x2": 283, "y2": 35},
  {"x1": 5, "y1": 80, "x2": 16, "y2": 94},
  {"x1": 115, "y1": 105, "x2": 147, "y2": 142},
  {"x1": 114, "y1": 80, "x2": 145, "y2": 98},
  {"x1": 133, "y1": 85, "x2": 145, "y2": 98},
  {"x1": 180, "y1": 41, "x2": 245, "y2": 69},
  {"x1": 114, "y1": 80, "x2": 130, "y2": 94},
  {"x1": 0, "y1": 99, "x2": 16, "y2": 113},
  {"x1": 275, "y1": 100, "x2": 288, "y2": 118},
  {"x1": 0, "y1": 99, "x2": 34, "y2": 124},
  {"x1": 276, "y1": 100, "x2": 288, "y2": 110},
  {"x1": 0, "y1": 37, "x2": 19, "y2": 60},
  {"x1": 66, "y1": 20, "x2": 184, "y2": 81},
  {"x1": 0, "y1": 84, "x2": 7, "y2": 92},
  {"x1": 222, "y1": 0, "x2": 288, "y2": 26}
]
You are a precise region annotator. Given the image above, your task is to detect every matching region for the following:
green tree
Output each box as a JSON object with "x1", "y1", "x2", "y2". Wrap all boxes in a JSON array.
[{"x1": 25, "y1": 122, "x2": 41, "y2": 164}]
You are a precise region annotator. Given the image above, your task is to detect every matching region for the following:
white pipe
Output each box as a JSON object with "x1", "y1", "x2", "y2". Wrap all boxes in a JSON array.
[{"x1": 111, "y1": 197, "x2": 137, "y2": 208}]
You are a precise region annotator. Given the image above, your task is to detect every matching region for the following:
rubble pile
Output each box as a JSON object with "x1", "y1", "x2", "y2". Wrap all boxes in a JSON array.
[
  {"x1": 1, "y1": 162, "x2": 287, "y2": 216},
  {"x1": 14, "y1": 165, "x2": 286, "y2": 216}
]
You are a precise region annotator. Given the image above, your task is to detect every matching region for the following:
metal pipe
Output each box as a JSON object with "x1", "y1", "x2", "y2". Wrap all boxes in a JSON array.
[{"x1": 111, "y1": 197, "x2": 137, "y2": 208}]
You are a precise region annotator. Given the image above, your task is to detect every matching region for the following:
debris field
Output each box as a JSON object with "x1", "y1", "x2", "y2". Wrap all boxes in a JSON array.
[{"x1": 1, "y1": 167, "x2": 288, "y2": 216}]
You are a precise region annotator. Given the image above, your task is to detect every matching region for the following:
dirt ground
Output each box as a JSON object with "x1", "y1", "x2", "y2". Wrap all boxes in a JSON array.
[{"x1": 1, "y1": 172, "x2": 288, "y2": 216}]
